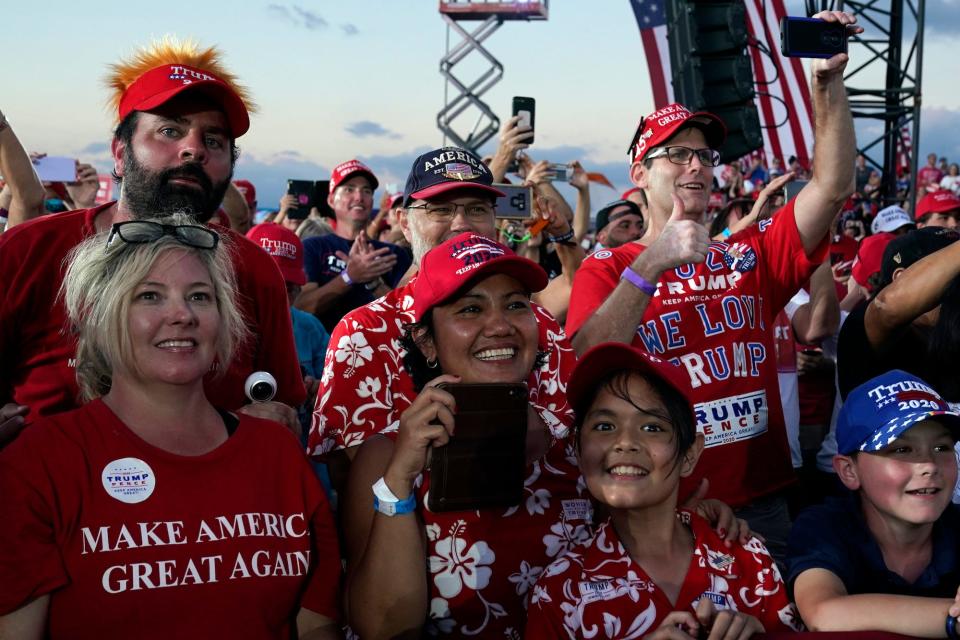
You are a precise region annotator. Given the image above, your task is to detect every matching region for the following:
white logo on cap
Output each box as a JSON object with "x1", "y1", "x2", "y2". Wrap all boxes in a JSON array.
[{"x1": 102, "y1": 457, "x2": 156, "y2": 504}]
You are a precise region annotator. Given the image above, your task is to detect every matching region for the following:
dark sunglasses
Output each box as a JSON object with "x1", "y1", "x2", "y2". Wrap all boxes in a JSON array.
[{"x1": 107, "y1": 221, "x2": 219, "y2": 250}]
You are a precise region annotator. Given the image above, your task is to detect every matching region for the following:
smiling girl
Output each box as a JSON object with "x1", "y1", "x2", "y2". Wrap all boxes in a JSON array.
[{"x1": 525, "y1": 343, "x2": 802, "y2": 640}]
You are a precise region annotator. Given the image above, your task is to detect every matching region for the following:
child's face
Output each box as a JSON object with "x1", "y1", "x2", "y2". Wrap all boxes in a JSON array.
[
  {"x1": 849, "y1": 420, "x2": 957, "y2": 527},
  {"x1": 578, "y1": 373, "x2": 700, "y2": 511}
]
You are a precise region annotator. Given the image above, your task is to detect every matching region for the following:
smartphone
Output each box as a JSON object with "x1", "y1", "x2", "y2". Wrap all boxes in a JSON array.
[
  {"x1": 784, "y1": 179, "x2": 808, "y2": 203},
  {"x1": 548, "y1": 163, "x2": 571, "y2": 182},
  {"x1": 780, "y1": 16, "x2": 847, "y2": 59},
  {"x1": 493, "y1": 184, "x2": 534, "y2": 219},
  {"x1": 286, "y1": 179, "x2": 316, "y2": 219},
  {"x1": 313, "y1": 180, "x2": 335, "y2": 218},
  {"x1": 428, "y1": 383, "x2": 529, "y2": 513},
  {"x1": 33, "y1": 156, "x2": 77, "y2": 183},
  {"x1": 512, "y1": 96, "x2": 536, "y2": 145}
]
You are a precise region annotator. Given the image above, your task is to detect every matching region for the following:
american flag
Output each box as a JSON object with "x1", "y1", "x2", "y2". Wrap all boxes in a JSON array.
[
  {"x1": 895, "y1": 115, "x2": 912, "y2": 173},
  {"x1": 629, "y1": 0, "x2": 814, "y2": 168}
]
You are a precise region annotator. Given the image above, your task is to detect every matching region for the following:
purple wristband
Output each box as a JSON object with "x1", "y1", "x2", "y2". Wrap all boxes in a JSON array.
[{"x1": 621, "y1": 267, "x2": 657, "y2": 296}]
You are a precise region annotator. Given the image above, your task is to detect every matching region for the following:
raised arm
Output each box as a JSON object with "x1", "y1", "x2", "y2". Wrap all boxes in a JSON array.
[
  {"x1": 0, "y1": 109, "x2": 44, "y2": 228},
  {"x1": 568, "y1": 161, "x2": 591, "y2": 242},
  {"x1": 792, "y1": 11, "x2": 862, "y2": 256},
  {"x1": 791, "y1": 261, "x2": 840, "y2": 344},
  {"x1": 488, "y1": 116, "x2": 533, "y2": 183},
  {"x1": 865, "y1": 238, "x2": 960, "y2": 348}
]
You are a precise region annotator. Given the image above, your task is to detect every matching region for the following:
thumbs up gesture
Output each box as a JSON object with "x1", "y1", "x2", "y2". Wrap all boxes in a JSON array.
[{"x1": 643, "y1": 194, "x2": 710, "y2": 274}]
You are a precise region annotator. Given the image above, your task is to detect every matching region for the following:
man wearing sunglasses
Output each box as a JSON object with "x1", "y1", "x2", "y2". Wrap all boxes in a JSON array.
[
  {"x1": 0, "y1": 39, "x2": 304, "y2": 444},
  {"x1": 566, "y1": 11, "x2": 862, "y2": 560}
]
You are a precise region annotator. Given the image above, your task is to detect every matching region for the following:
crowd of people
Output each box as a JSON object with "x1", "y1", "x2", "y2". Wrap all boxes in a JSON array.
[{"x1": 3, "y1": 10, "x2": 960, "y2": 640}]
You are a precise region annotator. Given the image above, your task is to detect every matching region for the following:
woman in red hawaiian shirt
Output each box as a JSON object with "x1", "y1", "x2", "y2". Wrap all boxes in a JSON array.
[
  {"x1": 525, "y1": 343, "x2": 803, "y2": 640},
  {"x1": 342, "y1": 232, "x2": 591, "y2": 638}
]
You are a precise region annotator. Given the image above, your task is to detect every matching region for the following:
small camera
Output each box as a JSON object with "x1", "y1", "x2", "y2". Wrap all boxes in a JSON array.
[{"x1": 245, "y1": 371, "x2": 277, "y2": 403}]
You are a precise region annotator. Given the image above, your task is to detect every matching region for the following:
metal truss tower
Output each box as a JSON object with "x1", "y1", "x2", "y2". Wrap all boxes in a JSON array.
[
  {"x1": 437, "y1": 1, "x2": 549, "y2": 153},
  {"x1": 813, "y1": 0, "x2": 926, "y2": 208}
]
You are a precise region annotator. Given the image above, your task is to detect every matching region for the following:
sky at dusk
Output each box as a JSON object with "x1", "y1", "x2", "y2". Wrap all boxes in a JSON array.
[{"x1": 5, "y1": 0, "x2": 960, "y2": 208}]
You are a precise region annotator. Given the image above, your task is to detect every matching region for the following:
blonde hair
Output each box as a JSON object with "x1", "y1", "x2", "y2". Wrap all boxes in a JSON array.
[{"x1": 62, "y1": 213, "x2": 249, "y2": 400}]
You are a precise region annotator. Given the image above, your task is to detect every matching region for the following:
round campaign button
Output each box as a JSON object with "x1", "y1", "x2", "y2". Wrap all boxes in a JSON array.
[{"x1": 101, "y1": 457, "x2": 156, "y2": 504}]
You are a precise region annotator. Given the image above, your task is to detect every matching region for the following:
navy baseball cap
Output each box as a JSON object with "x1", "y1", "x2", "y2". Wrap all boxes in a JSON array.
[
  {"x1": 836, "y1": 370, "x2": 960, "y2": 455},
  {"x1": 880, "y1": 226, "x2": 959, "y2": 289},
  {"x1": 402, "y1": 146, "x2": 505, "y2": 206}
]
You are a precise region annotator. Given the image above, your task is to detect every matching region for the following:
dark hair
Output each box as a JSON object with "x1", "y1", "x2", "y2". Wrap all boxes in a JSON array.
[
  {"x1": 573, "y1": 369, "x2": 696, "y2": 468},
  {"x1": 111, "y1": 111, "x2": 240, "y2": 184},
  {"x1": 926, "y1": 274, "x2": 960, "y2": 402},
  {"x1": 400, "y1": 310, "x2": 549, "y2": 392}
]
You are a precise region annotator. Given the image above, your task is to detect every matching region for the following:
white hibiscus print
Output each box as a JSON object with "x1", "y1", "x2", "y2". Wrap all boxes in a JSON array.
[
  {"x1": 526, "y1": 488, "x2": 551, "y2": 515},
  {"x1": 356, "y1": 376, "x2": 382, "y2": 398},
  {"x1": 334, "y1": 332, "x2": 374, "y2": 376},
  {"x1": 508, "y1": 560, "x2": 543, "y2": 596},
  {"x1": 428, "y1": 536, "x2": 495, "y2": 599},
  {"x1": 427, "y1": 597, "x2": 456, "y2": 635},
  {"x1": 544, "y1": 521, "x2": 591, "y2": 558}
]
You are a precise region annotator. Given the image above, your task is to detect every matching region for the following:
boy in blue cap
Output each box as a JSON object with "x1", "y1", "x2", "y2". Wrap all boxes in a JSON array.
[{"x1": 788, "y1": 370, "x2": 960, "y2": 635}]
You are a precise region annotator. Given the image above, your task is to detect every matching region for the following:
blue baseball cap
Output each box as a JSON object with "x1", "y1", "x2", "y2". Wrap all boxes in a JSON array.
[
  {"x1": 837, "y1": 370, "x2": 960, "y2": 455},
  {"x1": 402, "y1": 146, "x2": 505, "y2": 207}
]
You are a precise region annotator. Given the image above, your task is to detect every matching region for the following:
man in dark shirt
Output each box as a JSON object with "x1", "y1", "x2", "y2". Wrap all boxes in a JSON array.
[
  {"x1": 297, "y1": 160, "x2": 411, "y2": 332},
  {"x1": 837, "y1": 226, "x2": 960, "y2": 400}
]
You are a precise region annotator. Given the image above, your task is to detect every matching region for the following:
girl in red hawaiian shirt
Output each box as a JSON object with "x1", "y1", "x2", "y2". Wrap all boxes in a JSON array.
[{"x1": 525, "y1": 343, "x2": 803, "y2": 640}]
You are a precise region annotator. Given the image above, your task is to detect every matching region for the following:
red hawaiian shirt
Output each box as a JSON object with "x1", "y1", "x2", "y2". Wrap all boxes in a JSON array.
[{"x1": 525, "y1": 513, "x2": 803, "y2": 639}]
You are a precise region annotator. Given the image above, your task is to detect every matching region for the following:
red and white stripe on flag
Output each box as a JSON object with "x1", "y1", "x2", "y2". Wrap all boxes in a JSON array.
[{"x1": 631, "y1": 0, "x2": 814, "y2": 167}]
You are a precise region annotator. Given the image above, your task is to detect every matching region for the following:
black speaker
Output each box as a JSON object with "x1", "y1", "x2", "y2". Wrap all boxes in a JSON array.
[{"x1": 665, "y1": 0, "x2": 762, "y2": 162}]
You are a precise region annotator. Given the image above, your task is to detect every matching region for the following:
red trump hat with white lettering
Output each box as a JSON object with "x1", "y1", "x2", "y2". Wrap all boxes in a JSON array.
[
  {"x1": 330, "y1": 159, "x2": 379, "y2": 193},
  {"x1": 915, "y1": 190, "x2": 960, "y2": 220},
  {"x1": 108, "y1": 37, "x2": 254, "y2": 137},
  {"x1": 403, "y1": 146, "x2": 505, "y2": 206},
  {"x1": 411, "y1": 232, "x2": 547, "y2": 322},
  {"x1": 567, "y1": 342, "x2": 696, "y2": 421},
  {"x1": 246, "y1": 222, "x2": 306, "y2": 286},
  {"x1": 628, "y1": 103, "x2": 727, "y2": 164}
]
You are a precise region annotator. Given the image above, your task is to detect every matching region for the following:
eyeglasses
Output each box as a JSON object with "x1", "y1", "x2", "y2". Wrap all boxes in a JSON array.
[
  {"x1": 646, "y1": 146, "x2": 722, "y2": 167},
  {"x1": 406, "y1": 202, "x2": 495, "y2": 221},
  {"x1": 107, "y1": 221, "x2": 220, "y2": 250}
]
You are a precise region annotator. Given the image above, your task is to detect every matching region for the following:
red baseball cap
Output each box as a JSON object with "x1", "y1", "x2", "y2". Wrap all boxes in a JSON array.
[
  {"x1": 330, "y1": 159, "x2": 379, "y2": 193},
  {"x1": 118, "y1": 63, "x2": 250, "y2": 137},
  {"x1": 245, "y1": 222, "x2": 306, "y2": 286},
  {"x1": 567, "y1": 342, "x2": 695, "y2": 419},
  {"x1": 850, "y1": 232, "x2": 894, "y2": 290},
  {"x1": 233, "y1": 179, "x2": 256, "y2": 209},
  {"x1": 916, "y1": 190, "x2": 960, "y2": 220},
  {"x1": 628, "y1": 103, "x2": 727, "y2": 164},
  {"x1": 411, "y1": 233, "x2": 547, "y2": 322}
]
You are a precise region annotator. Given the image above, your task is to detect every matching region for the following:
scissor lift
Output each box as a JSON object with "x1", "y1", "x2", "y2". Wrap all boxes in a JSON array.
[{"x1": 437, "y1": 1, "x2": 549, "y2": 153}]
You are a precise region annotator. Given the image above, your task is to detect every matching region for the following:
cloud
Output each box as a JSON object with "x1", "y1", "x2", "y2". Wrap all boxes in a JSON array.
[
  {"x1": 341, "y1": 23, "x2": 359, "y2": 36},
  {"x1": 918, "y1": 106, "x2": 960, "y2": 162},
  {"x1": 926, "y1": 0, "x2": 960, "y2": 38},
  {"x1": 78, "y1": 142, "x2": 109, "y2": 155},
  {"x1": 267, "y1": 4, "x2": 328, "y2": 31},
  {"x1": 345, "y1": 121, "x2": 402, "y2": 139}
]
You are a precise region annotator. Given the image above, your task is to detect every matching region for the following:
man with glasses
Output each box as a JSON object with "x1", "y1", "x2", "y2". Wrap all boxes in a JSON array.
[
  {"x1": 0, "y1": 39, "x2": 305, "y2": 444},
  {"x1": 306, "y1": 146, "x2": 577, "y2": 496},
  {"x1": 565, "y1": 11, "x2": 861, "y2": 560},
  {"x1": 296, "y1": 159, "x2": 411, "y2": 333}
]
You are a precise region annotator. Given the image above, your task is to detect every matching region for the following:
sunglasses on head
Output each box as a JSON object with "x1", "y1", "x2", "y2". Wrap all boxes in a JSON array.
[{"x1": 106, "y1": 221, "x2": 219, "y2": 250}]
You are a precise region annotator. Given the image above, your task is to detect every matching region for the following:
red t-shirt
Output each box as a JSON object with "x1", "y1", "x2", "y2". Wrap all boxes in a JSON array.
[
  {"x1": 917, "y1": 166, "x2": 944, "y2": 191},
  {"x1": 416, "y1": 437, "x2": 590, "y2": 637},
  {"x1": 565, "y1": 201, "x2": 827, "y2": 506},
  {"x1": 308, "y1": 277, "x2": 577, "y2": 456},
  {"x1": 0, "y1": 204, "x2": 305, "y2": 418},
  {"x1": 0, "y1": 399, "x2": 340, "y2": 638},
  {"x1": 525, "y1": 514, "x2": 802, "y2": 639}
]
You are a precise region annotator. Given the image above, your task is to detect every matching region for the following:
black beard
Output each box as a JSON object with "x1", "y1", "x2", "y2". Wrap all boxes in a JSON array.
[{"x1": 120, "y1": 149, "x2": 230, "y2": 223}]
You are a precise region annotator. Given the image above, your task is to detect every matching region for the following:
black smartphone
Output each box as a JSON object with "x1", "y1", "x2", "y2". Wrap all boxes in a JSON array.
[
  {"x1": 428, "y1": 383, "x2": 529, "y2": 513},
  {"x1": 780, "y1": 16, "x2": 847, "y2": 59},
  {"x1": 493, "y1": 184, "x2": 534, "y2": 219},
  {"x1": 286, "y1": 179, "x2": 316, "y2": 218},
  {"x1": 512, "y1": 96, "x2": 536, "y2": 145},
  {"x1": 784, "y1": 179, "x2": 808, "y2": 203},
  {"x1": 313, "y1": 180, "x2": 335, "y2": 219}
]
